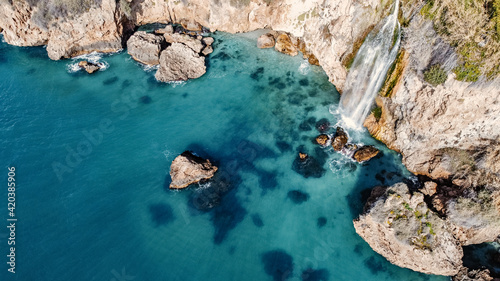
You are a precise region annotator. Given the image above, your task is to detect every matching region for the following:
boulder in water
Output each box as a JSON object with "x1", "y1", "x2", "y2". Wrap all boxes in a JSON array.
[
  {"x1": 332, "y1": 127, "x2": 348, "y2": 151},
  {"x1": 257, "y1": 33, "x2": 275, "y2": 49},
  {"x1": 155, "y1": 43, "x2": 206, "y2": 82},
  {"x1": 127, "y1": 31, "x2": 165, "y2": 65},
  {"x1": 169, "y1": 151, "x2": 218, "y2": 189},
  {"x1": 78, "y1": 60, "x2": 100, "y2": 74},
  {"x1": 202, "y1": 45, "x2": 213, "y2": 56},
  {"x1": 202, "y1": 36, "x2": 214, "y2": 46},
  {"x1": 155, "y1": 25, "x2": 174, "y2": 35},
  {"x1": 315, "y1": 134, "x2": 330, "y2": 146},
  {"x1": 353, "y1": 146, "x2": 380, "y2": 162},
  {"x1": 274, "y1": 33, "x2": 298, "y2": 56}
]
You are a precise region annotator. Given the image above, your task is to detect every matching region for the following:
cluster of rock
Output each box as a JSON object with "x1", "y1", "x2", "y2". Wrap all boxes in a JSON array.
[
  {"x1": 126, "y1": 24, "x2": 214, "y2": 82},
  {"x1": 77, "y1": 60, "x2": 101, "y2": 74},
  {"x1": 169, "y1": 151, "x2": 218, "y2": 189},
  {"x1": 257, "y1": 31, "x2": 319, "y2": 65},
  {"x1": 315, "y1": 127, "x2": 380, "y2": 162}
]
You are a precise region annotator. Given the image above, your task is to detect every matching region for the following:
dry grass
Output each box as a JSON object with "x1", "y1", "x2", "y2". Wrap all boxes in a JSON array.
[{"x1": 421, "y1": 0, "x2": 500, "y2": 80}]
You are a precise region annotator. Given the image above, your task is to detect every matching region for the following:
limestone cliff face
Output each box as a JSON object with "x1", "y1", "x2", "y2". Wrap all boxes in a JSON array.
[
  {"x1": 354, "y1": 183, "x2": 463, "y2": 276},
  {"x1": 0, "y1": 0, "x2": 393, "y2": 89},
  {"x1": 365, "y1": 16, "x2": 500, "y2": 189}
]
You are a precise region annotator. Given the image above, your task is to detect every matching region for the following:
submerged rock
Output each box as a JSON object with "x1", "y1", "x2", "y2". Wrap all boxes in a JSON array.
[
  {"x1": 257, "y1": 33, "x2": 275, "y2": 49},
  {"x1": 353, "y1": 183, "x2": 463, "y2": 276},
  {"x1": 155, "y1": 43, "x2": 206, "y2": 82},
  {"x1": 315, "y1": 134, "x2": 330, "y2": 146},
  {"x1": 169, "y1": 151, "x2": 218, "y2": 189},
  {"x1": 287, "y1": 190, "x2": 310, "y2": 204},
  {"x1": 332, "y1": 127, "x2": 348, "y2": 151},
  {"x1": 127, "y1": 31, "x2": 164, "y2": 65},
  {"x1": 353, "y1": 146, "x2": 380, "y2": 162},
  {"x1": 275, "y1": 33, "x2": 298, "y2": 56},
  {"x1": 78, "y1": 60, "x2": 100, "y2": 74},
  {"x1": 155, "y1": 25, "x2": 174, "y2": 35},
  {"x1": 292, "y1": 153, "x2": 326, "y2": 178}
]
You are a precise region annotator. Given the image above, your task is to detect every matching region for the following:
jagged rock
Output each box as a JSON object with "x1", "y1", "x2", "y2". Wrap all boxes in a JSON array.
[
  {"x1": 169, "y1": 151, "x2": 218, "y2": 189},
  {"x1": 127, "y1": 31, "x2": 164, "y2": 65},
  {"x1": 155, "y1": 25, "x2": 174, "y2": 35},
  {"x1": 202, "y1": 46, "x2": 213, "y2": 56},
  {"x1": 275, "y1": 33, "x2": 298, "y2": 56},
  {"x1": 445, "y1": 187, "x2": 500, "y2": 245},
  {"x1": 452, "y1": 267, "x2": 494, "y2": 281},
  {"x1": 354, "y1": 183, "x2": 463, "y2": 276},
  {"x1": 163, "y1": 33, "x2": 204, "y2": 54},
  {"x1": 332, "y1": 127, "x2": 348, "y2": 151},
  {"x1": 353, "y1": 146, "x2": 380, "y2": 162},
  {"x1": 422, "y1": 181, "x2": 438, "y2": 196},
  {"x1": 299, "y1": 152, "x2": 308, "y2": 161},
  {"x1": 155, "y1": 43, "x2": 206, "y2": 82},
  {"x1": 179, "y1": 18, "x2": 202, "y2": 31},
  {"x1": 257, "y1": 33, "x2": 275, "y2": 49},
  {"x1": 315, "y1": 134, "x2": 330, "y2": 146},
  {"x1": 78, "y1": 61, "x2": 100, "y2": 74},
  {"x1": 202, "y1": 37, "x2": 214, "y2": 46}
]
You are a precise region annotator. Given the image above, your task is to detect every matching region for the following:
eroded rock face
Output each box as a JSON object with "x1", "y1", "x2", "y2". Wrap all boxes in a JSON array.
[
  {"x1": 452, "y1": 267, "x2": 494, "y2": 281},
  {"x1": 163, "y1": 33, "x2": 205, "y2": 54},
  {"x1": 169, "y1": 151, "x2": 218, "y2": 189},
  {"x1": 127, "y1": 31, "x2": 164, "y2": 65},
  {"x1": 274, "y1": 33, "x2": 298, "y2": 56},
  {"x1": 257, "y1": 33, "x2": 275, "y2": 49},
  {"x1": 155, "y1": 43, "x2": 206, "y2": 82},
  {"x1": 354, "y1": 183, "x2": 463, "y2": 276},
  {"x1": 365, "y1": 16, "x2": 500, "y2": 189}
]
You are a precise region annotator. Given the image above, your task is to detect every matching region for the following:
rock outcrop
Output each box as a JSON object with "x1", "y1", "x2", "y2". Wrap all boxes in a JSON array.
[
  {"x1": 315, "y1": 134, "x2": 329, "y2": 146},
  {"x1": 0, "y1": 0, "x2": 394, "y2": 89},
  {"x1": 364, "y1": 16, "x2": 500, "y2": 189},
  {"x1": 127, "y1": 31, "x2": 164, "y2": 65},
  {"x1": 452, "y1": 267, "x2": 494, "y2": 281},
  {"x1": 331, "y1": 127, "x2": 348, "y2": 151},
  {"x1": 274, "y1": 33, "x2": 298, "y2": 56},
  {"x1": 353, "y1": 146, "x2": 380, "y2": 162},
  {"x1": 163, "y1": 33, "x2": 204, "y2": 54},
  {"x1": 354, "y1": 183, "x2": 463, "y2": 276},
  {"x1": 257, "y1": 33, "x2": 275, "y2": 49},
  {"x1": 155, "y1": 43, "x2": 206, "y2": 82},
  {"x1": 78, "y1": 61, "x2": 100, "y2": 74},
  {"x1": 169, "y1": 151, "x2": 218, "y2": 189}
]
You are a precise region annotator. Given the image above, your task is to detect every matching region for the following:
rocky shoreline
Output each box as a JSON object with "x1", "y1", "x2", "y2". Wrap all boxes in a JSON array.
[{"x1": 1, "y1": 0, "x2": 499, "y2": 279}]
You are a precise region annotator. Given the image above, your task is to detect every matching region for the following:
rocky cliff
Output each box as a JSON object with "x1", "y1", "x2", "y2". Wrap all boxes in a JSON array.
[{"x1": 0, "y1": 0, "x2": 397, "y2": 89}]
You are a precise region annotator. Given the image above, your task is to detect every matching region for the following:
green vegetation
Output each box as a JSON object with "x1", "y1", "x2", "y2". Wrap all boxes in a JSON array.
[
  {"x1": 21, "y1": 0, "x2": 102, "y2": 29},
  {"x1": 420, "y1": 0, "x2": 500, "y2": 81},
  {"x1": 371, "y1": 107, "x2": 382, "y2": 121},
  {"x1": 379, "y1": 49, "x2": 407, "y2": 97},
  {"x1": 342, "y1": 25, "x2": 375, "y2": 69},
  {"x1": 424, "y1": 64, "x2": 448, "y2": 85}
]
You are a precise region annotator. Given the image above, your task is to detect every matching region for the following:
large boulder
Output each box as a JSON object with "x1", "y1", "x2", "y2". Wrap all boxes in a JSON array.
[
  {"x1": 78, "y1": 60, "x2": 100, "y2": 74},
  {"x1": 155, "y1": 43, "x2": 206, "y2": 82},
  {"x1": 274, "y1": 33, "x2": 298, "y2": 56},
  {"x1": 257, "y1": 33, "x2": 275, "y2": 49},
  {"x1": 354, "y1": 183, "x2": 463, "y2": 276},
  {"x1": 331, "y1": 127, "x2": 348, "y2": 151},
  {"x1": 169, "y1": 151, "x2": 218, "y2": 189},
  {"x1": 163, "y1": 33, "x2": 204, "y2": 54},
  {"x1": 127, "y1": 31, "x2": 164, "y2": 65},
  {"x1": 353, "y1": 146, "x2": 380, "y2": 162}
]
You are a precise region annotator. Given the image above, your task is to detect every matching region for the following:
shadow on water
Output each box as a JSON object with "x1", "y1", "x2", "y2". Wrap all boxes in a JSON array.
[{"x1": 463, "y1": 242, "x2": 500, "y2": 277}]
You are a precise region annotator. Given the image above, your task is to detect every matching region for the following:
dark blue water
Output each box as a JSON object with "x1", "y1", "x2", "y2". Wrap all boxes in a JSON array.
[{"x1": 0, "y1": 32, "x2": 448, "y2": 281}]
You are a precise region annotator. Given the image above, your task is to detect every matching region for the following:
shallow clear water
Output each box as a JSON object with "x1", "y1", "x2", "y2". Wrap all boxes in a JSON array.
[{"x1": 0, "y1": 32, "x2": 448, "y2": 281}]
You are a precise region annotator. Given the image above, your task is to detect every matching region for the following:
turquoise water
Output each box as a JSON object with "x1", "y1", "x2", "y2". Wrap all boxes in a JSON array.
[{"x1": 0, "y1": 32, "x2": 449, "y2": 281}]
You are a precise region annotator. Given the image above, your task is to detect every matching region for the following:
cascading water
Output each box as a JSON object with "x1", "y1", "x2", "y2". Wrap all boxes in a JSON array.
[{"x1": 338, "y1": 0, "x2": 401, "y2": 130}]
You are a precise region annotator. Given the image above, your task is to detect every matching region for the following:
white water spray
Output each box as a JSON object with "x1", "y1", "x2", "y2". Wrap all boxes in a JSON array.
[{"x1": 339, "y1": 0, "x2": 401, "y2": 130}]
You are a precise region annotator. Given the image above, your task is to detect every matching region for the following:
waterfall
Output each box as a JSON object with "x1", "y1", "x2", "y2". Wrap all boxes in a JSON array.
[{"x1": 338, "y1": 0, "x2": 401, "y2": 130}]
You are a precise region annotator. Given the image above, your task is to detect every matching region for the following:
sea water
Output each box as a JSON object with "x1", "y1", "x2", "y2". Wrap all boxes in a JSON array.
[{"x1": 0, "y1": 32, "x2": 448, "y2": 281}]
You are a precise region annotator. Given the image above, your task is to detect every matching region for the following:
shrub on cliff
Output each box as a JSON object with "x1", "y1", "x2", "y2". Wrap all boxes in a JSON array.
[
  {"x1": 421, "y1": 0, "x2": 500, "y2": 80},
  {"x1": 26, "y1": 0, "x2": 102, "y2": 29},
  {"x1": 424, "y1": 64, "x2": 447, "y2": 85}
]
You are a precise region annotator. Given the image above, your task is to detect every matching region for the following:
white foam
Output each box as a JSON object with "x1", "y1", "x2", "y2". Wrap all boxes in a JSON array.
[
  {"x1": 298, "y1": 59, "x2": 310, "y2": 75},
  {"x1": 197, "y1": 182, "x2": 212, "y2": 190}
]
